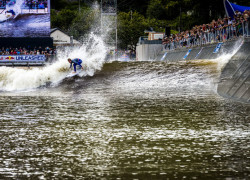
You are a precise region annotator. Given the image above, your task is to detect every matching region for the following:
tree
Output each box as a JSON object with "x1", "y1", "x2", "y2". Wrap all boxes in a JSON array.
[
  {"x1": 118, "y1": 11, "x2": 148, "y2": 50},
  {"x1": 68, "y1": 7, "x2": 101, "y2": 39},
  {"x1": 50, "y1": 0, "x2": 249, "y2": 46},
  {"x1": 51, "y1": 9, "x2": 76, "y2": 31},
  {"x1": 146, "y1": 0, "x2": 166, "y2": 20},
  {"x1": 118, "y1": 0, "x2": 149, "y2": 16}
]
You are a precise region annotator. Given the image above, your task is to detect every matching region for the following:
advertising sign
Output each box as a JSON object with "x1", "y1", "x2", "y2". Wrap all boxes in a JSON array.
[
  {"x1": 0, "y1": 55, "x2": 46, "y2": 62},
  {"x1": 213, "y1": 43, "x2": 223, "y2": 54},
  {"x1": 183, "y1": 49, "x2": 192, "y2": 59},
  {"x1": 119, "y1": 53, "x2": 130, "y2": 61},
  {"x1": 161, "y1": 52, "x2": 168, "y2": 61},
  {"x1": 0, "y1": 0, "x2": 50, "y2": 37},
  {"x1": 195, "y1": 47, "x2": 204, "y2": 59}
]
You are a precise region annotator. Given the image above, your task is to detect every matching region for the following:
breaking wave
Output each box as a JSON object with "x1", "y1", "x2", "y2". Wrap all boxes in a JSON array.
[
  {"x1": 0, "y1": 33, "x2": 107, "y2": 91},
  {"x1": 0, "y1": 36, "x2": 244, "y2": 93}
]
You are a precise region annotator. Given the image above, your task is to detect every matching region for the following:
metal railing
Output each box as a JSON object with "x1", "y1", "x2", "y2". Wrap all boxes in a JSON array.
[{"x1": 163, "y1": 20, "x2": 250, "y2": 51}]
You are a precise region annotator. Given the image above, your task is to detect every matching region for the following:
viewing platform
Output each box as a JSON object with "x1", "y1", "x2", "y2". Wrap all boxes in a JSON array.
[{"x1": 137, "y1": 19, "x2": 250, "y2": 61}]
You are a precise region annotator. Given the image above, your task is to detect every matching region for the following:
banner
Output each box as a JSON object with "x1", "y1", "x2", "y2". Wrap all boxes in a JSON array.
[
  {"x1": 224, "y1": 0, "x2": 250, "y2": 19},
  {"x1": 195, "y1": 47, "x2": 204, "y2": 59},
  {"x1": 183, "y1": 49, "x2": 192, "y2": 59},
  {"x1": 0, "y1": 55, "x2": 46, "y2": 62},
  {"x1": 213, "y1": 43, "x2": 223, "y2": 54},
  {"x1": 119, "y1": 53, "x2": 130, "y2": 61},
  {"x1": 161, "y1": 52, "x2": 168, "y2": 61}
]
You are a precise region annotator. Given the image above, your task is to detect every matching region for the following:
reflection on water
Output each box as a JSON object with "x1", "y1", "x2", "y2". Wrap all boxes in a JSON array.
[{"x1": 0, "y1": 61, "x2": 249, "y2": 179}]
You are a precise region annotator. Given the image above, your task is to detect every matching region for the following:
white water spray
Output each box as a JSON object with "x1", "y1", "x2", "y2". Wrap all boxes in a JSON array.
[
  {"x1": 214, "y1": 38, "x2": 244, "y2": 71},
  {"x1": 6, "y1": 0, "x2": 24, "y2": 16},
  {"x1": 0, "y1": 33, "x2": 107, "y2": 91}
]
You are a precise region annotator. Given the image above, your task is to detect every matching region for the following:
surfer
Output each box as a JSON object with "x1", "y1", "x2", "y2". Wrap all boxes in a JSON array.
[
  {"x1": 68, "y1": 58, "x2": 83, "y2": 73},
  {"x1": 5, "y1": 10, "x2": 15, "y2": 16},
  {"x1": 0, "y1": 9, "x2": 15, "y2": 23}
]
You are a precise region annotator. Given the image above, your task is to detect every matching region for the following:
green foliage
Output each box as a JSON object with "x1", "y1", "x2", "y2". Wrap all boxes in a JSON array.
[
  {"x1": 117, "y1": 11, "x2": 167, "y2": 50},
  {"x1": 118, "y1": 11, "x2": 148, "y2": 50},
  {"x1": 51, "y1": 5, "x2": 99, "y2": 40},
  {"x1": 171, "y1": 29, "x2": 179, "y2": 35},
  {"x1": 51, "y1": 9, "x2": 76, "y2": 30},
  {"x1": 146, "y1": 0, "x2": 166, "y2": 20},
  {"x1": 68, "y1": 8, "x2": 100, "y2": 39},
  {"x1": 50, "y1": 0, "x2": 249, "y2": 49},
  {"x1": 51, "y1": 0, "x2": 88, "y2": 10},
  {"x1": 117, "y1": 0, "x2": 149, "y2": 16},
  {"x1": 51, "y1": 0, "x2": 69, "y2": 10}
]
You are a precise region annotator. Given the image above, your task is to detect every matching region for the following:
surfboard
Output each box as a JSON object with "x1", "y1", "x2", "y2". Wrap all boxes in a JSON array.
[{"x1": 66, "y1": 70, "x2": 81, "y2": 78}]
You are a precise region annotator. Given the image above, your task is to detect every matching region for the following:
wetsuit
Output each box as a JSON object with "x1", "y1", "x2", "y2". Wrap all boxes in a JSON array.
[
  {"x1": 70, "y1": 58, "x2": 82, "y2": 72},
  {"x1": 7, "y1": 10, "x2": 15, "y2": 16}
]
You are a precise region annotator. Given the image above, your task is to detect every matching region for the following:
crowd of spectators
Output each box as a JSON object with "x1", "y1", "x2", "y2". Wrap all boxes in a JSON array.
[
  {"x1": 0, "y1": 0, "x2": 48, "y2": 9},
  {"x1": 24, "y1": 0, "x2": 48, "y2": 9},
  {"x1": 0, "y1": 0, "x2": 11, "y2": 8},
  {"x1": 162, "y1": 10, "x2": 250, "y2": 50},
  {"x1": 0, "y1": 0, "x2": 7, "y2": 8},
  {"x1": 0, "y1": 46, "x2": 56, "y2": 56}
]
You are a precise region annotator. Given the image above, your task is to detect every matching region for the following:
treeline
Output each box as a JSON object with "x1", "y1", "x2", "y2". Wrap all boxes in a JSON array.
[
  {"x1": 50, "y1": 1, "x2": 100, "y2": 40},
  {"x1": 50, "y1": 0, "x2": 250, "y2": 49}
]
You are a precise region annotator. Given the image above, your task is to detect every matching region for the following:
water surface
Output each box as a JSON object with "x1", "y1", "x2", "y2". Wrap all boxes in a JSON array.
[{"x1": 0, "y1": 61, "x2": 249, "y2": 179}]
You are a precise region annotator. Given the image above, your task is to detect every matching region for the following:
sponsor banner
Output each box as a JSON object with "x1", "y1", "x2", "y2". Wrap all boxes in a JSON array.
[
  {"x1": 119, "y1": 53, "x2": 130, "y2": 61},
  {"x1": 183, "y1": 49, "x2": 192, "y2": 59},
  {"x1": 161, "y1": 52, "x2": 168, "y2": 61},
  {"x1": 0, "y1": 55, "x2": 46, "y2": 62},
  {"x1": 213, "y1": 43, "x2": 223, "y2": 53},
  {"x1": 195, "y1": 47, "x2": 204, "y2": 59}
]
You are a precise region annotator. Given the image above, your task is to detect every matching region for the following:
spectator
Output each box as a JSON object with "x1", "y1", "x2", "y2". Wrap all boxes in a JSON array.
[
  {"x1": 38, "y1": 2, "x2": 44, "y2": 9},
  {"x1": 0, "y1": 46, "x2": 56, "y2": 55},
  {"x1": 162, "y1": 10, "x2": 250, "y2": 50}
]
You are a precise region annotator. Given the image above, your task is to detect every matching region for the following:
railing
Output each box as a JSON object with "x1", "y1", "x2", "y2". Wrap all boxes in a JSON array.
[
  {"x1": 138, "y1": 36, "x2": 163, "y2": 45},
  {"x1": 163, "y1": 20, "x2": 250, "y2": 51}
]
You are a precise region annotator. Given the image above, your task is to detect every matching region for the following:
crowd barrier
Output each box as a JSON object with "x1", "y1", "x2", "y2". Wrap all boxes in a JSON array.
[
  {"x1": 156, "y1": 37, "x2": 243, "y2": 62},
  {"x1": 163, "y1": 20, "x2": 250, "y2": 51}
]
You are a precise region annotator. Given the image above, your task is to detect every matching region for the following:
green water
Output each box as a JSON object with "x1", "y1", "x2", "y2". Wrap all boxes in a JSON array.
[{"x1": 0, "y1": 61, "x2": 249, "y2": 179}]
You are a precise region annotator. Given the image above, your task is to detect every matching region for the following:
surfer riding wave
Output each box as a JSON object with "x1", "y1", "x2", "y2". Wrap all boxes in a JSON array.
[
  {"x1": 68, "y1": 58, "x2": 83, "y2": 73},
  {"x1": 0, "y1": 9, "x2": 15, "y2": 22}
]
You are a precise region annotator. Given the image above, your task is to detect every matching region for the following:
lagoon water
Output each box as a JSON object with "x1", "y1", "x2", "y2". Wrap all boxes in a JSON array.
[{"x1": 0, "y1": 61, "x2": 249, "y2": 179}]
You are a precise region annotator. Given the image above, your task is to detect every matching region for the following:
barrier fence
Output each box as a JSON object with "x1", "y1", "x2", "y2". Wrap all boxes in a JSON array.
[{"x1": 163, "y1": 20, "x2": 250, "y2": 51}]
